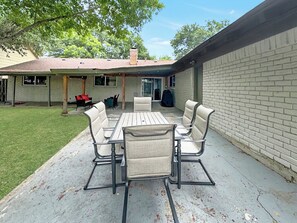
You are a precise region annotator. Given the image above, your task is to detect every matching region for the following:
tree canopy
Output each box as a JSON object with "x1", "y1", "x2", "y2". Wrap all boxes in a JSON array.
[
  {"x1": 170, "y1": 20, "x2": 229, "y2": 59},
  {"x1": 0, "y1": 0, "x2": 163, "y2": 55},
  {"x1": 46, "y1": 30, "x2": 152, "y2": 59}
]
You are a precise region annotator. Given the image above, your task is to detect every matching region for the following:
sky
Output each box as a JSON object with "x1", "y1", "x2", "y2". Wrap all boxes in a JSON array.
[{"x1": 140, "y1": 0, "x2": 264, "y2": 59}]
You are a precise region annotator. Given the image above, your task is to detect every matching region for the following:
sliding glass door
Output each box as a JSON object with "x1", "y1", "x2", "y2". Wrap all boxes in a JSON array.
[{"x1": 141, "y1": 78, "x2": 162, "y2": 101}]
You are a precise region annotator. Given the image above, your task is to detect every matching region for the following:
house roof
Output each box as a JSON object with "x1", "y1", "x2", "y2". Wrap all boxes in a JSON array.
[
  {"x1": 173, "y1": 0, "x2": 297, "y2": 72},
  {"x1": 0, "y1": 58, "x2": 175, "y2": 76},
  {"x1": 1, "y1": 0, "x2": 297, "y2": 76}
]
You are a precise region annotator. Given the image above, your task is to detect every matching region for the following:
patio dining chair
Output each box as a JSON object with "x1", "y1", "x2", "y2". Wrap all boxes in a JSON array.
[
  {"x1": 83, "y1": 106, "x2": 123, "y2": 190},
  {"x1": 113, "y1": 94, "x2": 119, "y2": 108},
  {"x1": 175, "y1": 104, "x2": 215, "y2": 186},
  {"x1": 176, "y1": 99, "x2": 199, "y2": 135},
  {"x1": 133, "y1": 96, "x2": 152, "y2": 112},
  {"x1": 121, "y1": 124, "x2": 179, "y2": 223},
  {"x1": 93, "y1": 101, "x2": 117, "y2": 139}
]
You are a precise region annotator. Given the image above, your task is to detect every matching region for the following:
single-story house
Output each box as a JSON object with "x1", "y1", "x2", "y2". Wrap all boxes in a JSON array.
[
  {"x1": 0, "y1": 49, "x2": 37, "y2": 101},
  {"x1": 0, "y1": 0, "x2": 296, "y2": 182}
]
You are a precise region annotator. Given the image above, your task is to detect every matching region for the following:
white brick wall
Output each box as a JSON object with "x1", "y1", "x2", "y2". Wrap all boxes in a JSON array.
[
  {"x1": 203, "y1": 27, "x2": 297, "y2": 180},
  {"x1": 174, "y1": 68, "x2": 194, "y2": 110}
]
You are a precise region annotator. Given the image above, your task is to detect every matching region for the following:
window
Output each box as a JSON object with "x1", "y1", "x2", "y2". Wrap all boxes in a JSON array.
[
  {"x1": 94, "y1": 75, "x2": 117, "y2": 87},
  {"x1": 169, "y1": 75, "x2": 175, "y2": 88},
  {"x1": 23, "y1": 76, "x2": 47, "y2": 86}
]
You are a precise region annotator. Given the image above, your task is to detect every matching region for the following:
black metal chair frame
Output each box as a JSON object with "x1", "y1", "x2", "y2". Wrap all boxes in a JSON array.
[
  {"x1": 84, "y1": 108, "x2": 124, "y2": 190},
  {"x1": 113, "y1": 94, "x2": 119, "y2": 108},
  {"x1": 121, "y1": 125, "x2": 179, "y2": 223},
  {"x1": 170, "y1": 106, "x2": 215, "y2": 187}
]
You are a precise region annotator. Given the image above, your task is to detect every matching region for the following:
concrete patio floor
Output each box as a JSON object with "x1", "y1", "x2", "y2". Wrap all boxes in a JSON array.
[{"x1": 0, "y1": 103, "x2": 296, "y2": 223}]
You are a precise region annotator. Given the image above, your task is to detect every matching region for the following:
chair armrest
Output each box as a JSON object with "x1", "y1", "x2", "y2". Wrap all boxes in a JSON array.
[
  {"x1": 181, "y1": 138, "x2": 205, "y2": 143},
  {"x1": 103, "y1": 127, "x2": 114, "y2": 131},
  {"x1": 93, "y1": 142, "x2": 110, "y2": 145},
  {"x1": 176, "y1": 125, "x2": 192, "y2": 129},
  {"x1": 108, "y1": 114, "x2": 120, "y2": 121}
]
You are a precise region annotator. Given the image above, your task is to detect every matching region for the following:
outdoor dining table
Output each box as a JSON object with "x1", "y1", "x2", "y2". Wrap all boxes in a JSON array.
[{"x1": 109, "y1": 112, "x2": 183, "y2": 194}]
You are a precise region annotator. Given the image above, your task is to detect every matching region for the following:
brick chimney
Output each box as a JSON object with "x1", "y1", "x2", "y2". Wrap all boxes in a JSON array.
[{"x1": 129, "y1": 48, "x2": 138, "y2": 65}]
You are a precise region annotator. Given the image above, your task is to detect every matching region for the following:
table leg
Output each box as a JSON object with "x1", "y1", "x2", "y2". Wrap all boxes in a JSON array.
[{"x1": 111, "y1": 143, "x2": 116, "y2": 194}]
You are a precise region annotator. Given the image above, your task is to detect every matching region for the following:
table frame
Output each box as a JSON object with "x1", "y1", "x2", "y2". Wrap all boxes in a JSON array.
[{"x1": 109, "y1": 112, "x2": 183, "y2": 194}]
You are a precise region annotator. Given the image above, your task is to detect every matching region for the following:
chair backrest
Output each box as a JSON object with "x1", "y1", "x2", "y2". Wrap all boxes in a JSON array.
[
  {"x1": 113, "y1": 94, "x2": 119, "y2": 107},
  {"x1": 182, "y1": 100, "x2": 199, "y2": 127},
  {"x1": 190, "y1": 105, "x2": 215, "y2": 152},
  {"x1": 84, "y1": 107, "x2": 105, "y2": 145},
  {"x1": 123, "y1": 124, "x2": 176, "y2": 179},
  {"x1": 133, "y1": 97, "x2": 152, "y2": 112},
  {"x1": 93, "y1": 101, "x2": 109, "y2": 128}
]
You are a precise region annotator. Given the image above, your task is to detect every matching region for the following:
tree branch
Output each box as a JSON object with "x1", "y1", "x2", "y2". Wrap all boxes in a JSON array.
[{"x1": 0, "y1": 7, "x2": 97, "y2": 43}]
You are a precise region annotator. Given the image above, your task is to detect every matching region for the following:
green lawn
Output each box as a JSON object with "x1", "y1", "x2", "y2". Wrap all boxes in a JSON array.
[{"x1": 0, "y1": 107, "x2": 88, "y2": 200}]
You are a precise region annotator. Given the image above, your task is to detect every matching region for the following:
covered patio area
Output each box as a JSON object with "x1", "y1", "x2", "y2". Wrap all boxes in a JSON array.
[{"x1": 0, "y1": 105, "x2": 296, "y2": 223}]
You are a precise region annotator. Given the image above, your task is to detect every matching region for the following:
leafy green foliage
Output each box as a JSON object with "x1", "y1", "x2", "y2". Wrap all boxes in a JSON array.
[
  {"x1": 159, "y1": 55, "x2": 173, "y2": 60},
  {"x1": 0, "y1": 0, "x2": 164, "y2": 55},
  {"x1": 0, "y1": 107, "x2": 87, "y2": 199},
  {"x1": 170, "y1": 20, "x2": 229, "y2": 59},
  {"x1": 46, "y1": 30, "x2": 152, "y2": 59}
]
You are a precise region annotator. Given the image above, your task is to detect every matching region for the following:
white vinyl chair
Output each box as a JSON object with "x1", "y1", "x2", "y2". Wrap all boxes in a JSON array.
[
  {"x1": 133, "y1": 97, "x2": 152, "y2": 112},
  {"x1": 83, "y1": 106, "x2": 123, "y2": 190},
  {"x1": 177, "y1": 100, "x2": 199, "y2": 135},
  {"x1": 121, "y1": 124, "x2": 179, "y2": 223}
]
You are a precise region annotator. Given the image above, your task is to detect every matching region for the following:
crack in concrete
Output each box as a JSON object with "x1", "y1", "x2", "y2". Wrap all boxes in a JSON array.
[
  {"x1": 256, "y1": 189, "x2": 278, "y2": 223},
  {"x1": 220, "y1": 155, "x2": 280, "y2": 223}
]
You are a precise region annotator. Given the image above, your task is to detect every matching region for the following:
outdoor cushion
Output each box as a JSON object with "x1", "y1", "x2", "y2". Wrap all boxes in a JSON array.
[
  {"x1": 81, "y1": 94, "x2": 90, "y2": 101},
  {"x1": 76, "y1": 95, "x2": 83, "y2": 100}
]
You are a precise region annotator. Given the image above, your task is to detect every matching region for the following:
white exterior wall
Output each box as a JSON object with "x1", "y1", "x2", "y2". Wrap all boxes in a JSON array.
[
  {"x1": 203, "y1": 27, "x2": 297, "y2": 180},
  {"x1": 174, "y1": 68, "x2": 195, "y2": 110},
  {"x1": 7, "y1": 75, "x2": 145, "y2": 102}
]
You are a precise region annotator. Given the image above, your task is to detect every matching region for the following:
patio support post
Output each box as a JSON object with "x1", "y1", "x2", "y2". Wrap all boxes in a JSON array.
[
  {"x1": 12, "y1": 76, "x2": 16, "y2": 107},
  {"x1": 62, "y1": 75, "x2": 69, "y2": 114},
  {"x1": 48, "y1": 75, "x2": 51, "y2": 107},
  {"x1": 121, "y1": 73, "x2": 126, "y2": 110}
]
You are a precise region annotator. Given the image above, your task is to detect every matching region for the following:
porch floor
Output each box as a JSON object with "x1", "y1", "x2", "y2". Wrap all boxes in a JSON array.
[{"x1": 0, "y1": 103, "x2": 296, "y2": 223}]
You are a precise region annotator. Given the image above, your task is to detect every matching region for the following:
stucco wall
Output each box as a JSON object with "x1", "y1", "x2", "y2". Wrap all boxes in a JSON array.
[
  {"x1": 203, "y1": 27, "x2": 297, "y2": 181},
  {"x1": 174, "y1": 67, "x2": 195, "y2": 110}
]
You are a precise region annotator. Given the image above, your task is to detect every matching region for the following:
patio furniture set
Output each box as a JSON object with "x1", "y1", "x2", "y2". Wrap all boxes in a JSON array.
[
  {"x1": 75, "y1": 94, "x2": 120, "y2": 110},
  {"x1": 83, "y1": 97, "x2": 215, "y2": 223}
]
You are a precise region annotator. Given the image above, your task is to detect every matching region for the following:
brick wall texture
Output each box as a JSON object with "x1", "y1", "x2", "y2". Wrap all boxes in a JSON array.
[{"x1": 203, "y1": 27, "x2": 297, "y2": 179}]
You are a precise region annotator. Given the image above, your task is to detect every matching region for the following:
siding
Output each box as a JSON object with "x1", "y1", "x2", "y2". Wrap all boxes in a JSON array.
[
  {"x1": 174, "y1": 68, "x2": 195, "y2": 110},
  {"x1": 0, "y1": 50, "x2": 37, "y2": 68},
  {"x1": 203, "y1": 27, "x2": 297, "y2": 180},
  {"x1": 7, "y1": 75, "x2": 145, "y2": 102}
]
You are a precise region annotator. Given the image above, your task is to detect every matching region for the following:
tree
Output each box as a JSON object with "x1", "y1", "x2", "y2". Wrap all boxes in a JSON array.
[
  {"x1": 46, "y1": 30, "x2": 152, "y2": 59},
  {"x1": 170, "y1": 20, "x2": 229, "y2": 59},
  {"x1": 158, "y1": 55, "x2": 173, "y2": 60},
  {"x1": 0, "y1": 0, "x2": 164, "y2": 55}
]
